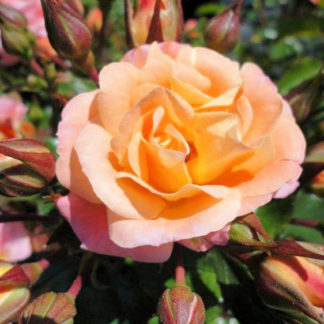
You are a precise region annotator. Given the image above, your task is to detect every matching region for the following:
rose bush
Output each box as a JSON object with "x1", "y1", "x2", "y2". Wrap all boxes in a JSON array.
[{"x1": 56, "y1": 42, "x2": 305, "y2": 262}]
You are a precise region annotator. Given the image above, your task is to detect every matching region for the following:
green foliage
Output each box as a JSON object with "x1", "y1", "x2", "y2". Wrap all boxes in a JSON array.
[{"x1": 1, "y1": 0, "x2": 324, "y2": 323}]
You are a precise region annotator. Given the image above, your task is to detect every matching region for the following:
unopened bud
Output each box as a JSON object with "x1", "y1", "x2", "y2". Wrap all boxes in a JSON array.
[
  {"x1": 19, "y1": 276, "x2": 81, "y2": 323},
  {"x1": 158, "y1": 283, "x2": 205, "y2": 324},
  {"x1": 0, "y1": 286, "x2": 30, "y2": 323},
  {"x1": 0, "y1": 23, "x2": 35, "y2": 60},
  {"x1": 41, "y1": 0, "x2": 92, "y2": 61},
  {"x1": 0, "y1": 259, "x2": 49, "y2": 287},
  {"x1": 0, "y1": 260, "x2": 49, "y2": 323},
  {"x1": 19, "y1": 291, "x2": 77, "y2": 323},
  {"x1": 258, "y1": 251, "x2": 324, "y2": 324},
  {"x1": 204, "y1": 4, "x2": 240, "y2": 53},
  {"x1": 0, "y1": 139, "x2": 55, "y2": 197},
  {"x1": 65, "y1": 0, "x2": 84, "y2": 16},
  {"x1": 125, "y1": 0, "x2": 184, "y2": 48},
  {"x1": 0, "y1": 3, "x2": 27, "y2": 28}
]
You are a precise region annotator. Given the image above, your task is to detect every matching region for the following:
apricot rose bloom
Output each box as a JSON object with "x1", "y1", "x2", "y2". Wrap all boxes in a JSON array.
[{"x1": 56, "y1": 42, "x2": 305, "y2": 262}]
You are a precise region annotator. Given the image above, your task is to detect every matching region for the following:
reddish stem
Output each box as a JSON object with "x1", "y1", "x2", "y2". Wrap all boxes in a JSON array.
[
  {"x1": 88, "y1": 67, "x2": 99, "y2": 85},
  {"x1": 67, "y1": 276, "x2": 82, "y2": 298},
  {"x1": 37, "y1": 259, "x2": 50, "y2": 271},
  {"x1": 175, "y1": 244, "x2": 185, "y2": 284},
  {"x1": 0, "y1": 212, "x2": 59, "y2": 223},
  {"x1": 39, "y1": 48, "x2": 69, "y2": 70},
  {"x1": 56, "y1": 95, "x2": 68, "y2": 105},
  {"x1": 291, "y1": 218, "x2": 319, "y2": 228},
  {"x1": 30, "y1": 58, "x2": 44, "y2": 76},
  {"x1": 236, "y1": 0, "x2": 244, "y2": 14}
]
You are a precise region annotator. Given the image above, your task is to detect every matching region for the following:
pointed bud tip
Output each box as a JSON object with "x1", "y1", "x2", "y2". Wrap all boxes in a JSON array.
[
  {"x1": 158, "y1": 284, "x2": 205, "y2": 324},
  {"x1": 204, "y1": 5, "x2": 240, "y2": 53}
]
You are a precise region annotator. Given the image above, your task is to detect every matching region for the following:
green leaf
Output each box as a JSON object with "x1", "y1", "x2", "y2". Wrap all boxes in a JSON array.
[
  {"x1": 197, "y1": 249, "x2": 239, "y2": 286},
  {"x1": 293, "y1": 190, "x2": 324, "y2": 221},
  {"x1": 278, "y1": 58, "x2": 322, "y2": 95},
  {"x1": 256, "y1": 199, "x2": 293, "y2": 237},
  {"x1": 282, "y1": 224, "x2": 324, "y2": 244},
  {"x1": 147, "y1": 316, "x2": 159, "y2": 324}
]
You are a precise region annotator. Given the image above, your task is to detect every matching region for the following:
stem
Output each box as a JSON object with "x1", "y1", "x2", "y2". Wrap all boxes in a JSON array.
[
  {"x1": 67, "y1": 276, "x2": 82, "y2": 298},
  {"x1": 96, "y1": 0, "x2": 113, "y2": 59},
  {"x1": 56, "y1": 95, "x2": 68, "y2": 105},
  {"x1": 38, "y1": 47, "x2": 69, "y2": 70},
  {"x1": 38, "y1": 259, "x2": 50, "y2": 271},
  {"x1": 291, "y1": 218, "x2": 319, "y2": 228},
  {"x1": 175, "y1": 244, "x2": 185, "y2": 284},
  {"x1": 88, "y1": 67, "x2": 99, "y2": 85},
  {"x1": 236, "y1": 0, "x2": 244, "y2": 14},
  {"x1": 0, "y1": 212, "x2": 59, "y2": 223},
  {"x1": 30, "y1": 58, "x2": 44, "y2": 76}
]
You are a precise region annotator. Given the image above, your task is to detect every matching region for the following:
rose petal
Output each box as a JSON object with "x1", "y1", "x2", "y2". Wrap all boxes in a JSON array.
[
  {"x1": 108, "y1": 189, "x2": 240, "y2": 248},
  {"x1": 0, "y1": 223, "x2": 32, "y2": 262},
  {"x1": 56, "y1": 90, "x2": 100, "y2": 203},
  {"x1": 241, "y1": 63, "x2": 283, "y2": 144},
  {"x1": 56, "y1": 194, "x2": 173, "y2": 263},
  {"x1": 98, "y1": 62, "x2": 139, "y2": 136}
]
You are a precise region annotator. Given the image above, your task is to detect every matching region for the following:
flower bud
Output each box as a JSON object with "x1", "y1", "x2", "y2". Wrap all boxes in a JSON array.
[
  {"x1": 125, "y1": 0, "x2": 184, "y2": 48},
  {"x1": 40, "y1": 0, "x2": 92, "y2": 61},
  {"x1": 19, "y1": 276, "x2": 80, "y2": 323},
  {"x1": 0, "y1": 260, "x2": 48, "y2": 323},
  {"x1": 0, "y1": 20, "x2": 35, "y2": 60},
  {"x1": 0, "y1": 139, "x2": 55, "y2": 197},
  {"x1": 204, "y1": 4, "x2": 240, "y2": 53},
  {"x1": 0, "y1": 259, "x2": 49, "y2": 287},
  {"x1": 0, "y1": 3, "x2": 27, "y2": 29},
  {"x1": 19, "y1": 291, "x2": 77, "y2": 323},
  {"x1": 258, "y1": 252, "x2": 324, "y2": 324},
  {"x1": 0, "y1": 285, "x2": 30, "y2": 323},
  {"x1": 65, "y1": 0, "x2": 84, "y2": 16},
  {"x1": 158, "y1": 283, "x2": 205, "y2": 324}
]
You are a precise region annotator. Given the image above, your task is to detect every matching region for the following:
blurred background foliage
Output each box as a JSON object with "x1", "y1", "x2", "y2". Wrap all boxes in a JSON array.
[{"x1": 1, "y1": 0, "x2": 324, "y2": 323}]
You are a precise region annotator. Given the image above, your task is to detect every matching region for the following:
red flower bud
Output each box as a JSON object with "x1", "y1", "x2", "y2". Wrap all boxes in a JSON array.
[
  {"x1": 40, "y1": 0, "x2": 92, "y2": 61},
  {"x1": 158, "y1": 283, "x2": 205, "y2": 324},
  {"x1": 0, "y1": 139, "x2": 55, "y2": 197},
  {"x1": 125, "y1": 0, "x2": 184, "y2": 47},
  {"x1": 204, "y1": 3, "x2": 241, "y2": 53}
]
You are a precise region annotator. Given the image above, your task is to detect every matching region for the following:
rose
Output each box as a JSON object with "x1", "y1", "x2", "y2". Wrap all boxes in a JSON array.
[
  {"x1": 0, "y1": 0, "x2": 54, "y2": 66},
  {"x1": 0, "y1": 96, "x2": 33, "y2": 262},
  {"x1": 56, "y1": 42, "x2": 305, "y2": 263}
]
